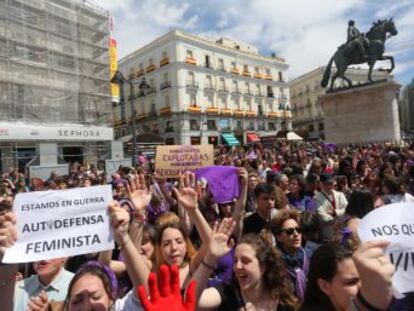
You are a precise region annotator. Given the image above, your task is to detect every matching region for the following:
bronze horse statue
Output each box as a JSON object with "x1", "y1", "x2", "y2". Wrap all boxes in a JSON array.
[{"x1": 321, "y1": 18, "x2": 398, "y2": 90}]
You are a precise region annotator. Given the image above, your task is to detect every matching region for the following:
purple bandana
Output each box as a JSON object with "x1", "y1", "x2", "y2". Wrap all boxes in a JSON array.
[{"x1": 195, "y1": 166, "x2": 240, "y2": 204}]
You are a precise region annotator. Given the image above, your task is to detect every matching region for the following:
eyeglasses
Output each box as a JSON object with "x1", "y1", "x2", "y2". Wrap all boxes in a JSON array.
[{"x1": 279, "y1": 227, "x2": 302, "y2": 235}]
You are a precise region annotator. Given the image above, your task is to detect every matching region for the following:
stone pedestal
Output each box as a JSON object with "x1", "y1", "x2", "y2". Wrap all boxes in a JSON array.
[{"x1": 321, "y1": 81, "x2": 401, "y2": 144}]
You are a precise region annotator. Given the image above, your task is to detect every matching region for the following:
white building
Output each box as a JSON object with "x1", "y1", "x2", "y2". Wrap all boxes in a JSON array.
[{"x1": 114, "y1": 29, "x2": 291, "y2": 146}]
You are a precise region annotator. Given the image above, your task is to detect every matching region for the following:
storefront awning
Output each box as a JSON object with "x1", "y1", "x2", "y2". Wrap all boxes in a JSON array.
[
  {"x1": 247, "y1": 133, "x2": 260, "y2": 142},
  {"x1": 222, "y1": 133, "x2": 240, "y2": 146}
]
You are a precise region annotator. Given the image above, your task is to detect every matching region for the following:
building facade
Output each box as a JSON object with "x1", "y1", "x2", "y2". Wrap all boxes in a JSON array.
[
  {"x1": 114, "y1": 30, "x2": 291, "y2": 146},
  {"x1": 289, "y1": 67, "x2": 390, "y2": 140},
  {"x1": 0, "y1": 0, "x2": 113, "y2": 171},
  {"x1": 399, "y1": 78, "x2": 414, "y2": 136}
]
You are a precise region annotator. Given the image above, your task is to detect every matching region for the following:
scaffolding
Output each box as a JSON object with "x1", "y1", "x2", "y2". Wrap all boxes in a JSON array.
[{"x1": 0, "y1": 0, "x2": 112, "y2": 125}]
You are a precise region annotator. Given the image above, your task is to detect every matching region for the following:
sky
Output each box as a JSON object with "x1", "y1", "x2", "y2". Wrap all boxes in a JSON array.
[{"x1": 99, "y1": 0, "x2": 414, "y2": 86}]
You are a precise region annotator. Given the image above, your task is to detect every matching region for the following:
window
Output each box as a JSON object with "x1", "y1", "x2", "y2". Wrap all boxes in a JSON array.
[
  {"x1": 207, "y1": 120, "x2": 217, "y2": 130},
  {"x1": 278, "y1": 71, "x2": 283, "y2": 81},
  {"x1": 234, "y1": 98, "x2": 241, "y2": 110},
  {"x1": 231, "y1": 61, "x2": 236, "y2": 69},
  {"x1": 280, "y1": 87, "x2": 284, "y2": 98},
  {"x1": 236, "y1": 120, "x2": 243, "y2": 130},
  {"x1": 187, "y1": 72, "x2": 195, "y2": 85},
  {"x1": 255, "y1": 66, "x2": 259, "y2": 73},
  {"x1": 265, "y1": 68, "x2": 271, "y2": 75},
  {"x1": 186, "y1": 50, "x2": 193, "y2": 58},
  {"x1": 256, "y1": 84, "x2": 260, "y2": 94},
  {"x1": 162, "y1": 51, "x2": 168, "y2": 59},
  {"x1": 165, "y1": 120, "x2": 174, "y2": 132},
  {"x1": 164, "y1": 95, "x2": 170, "y2": 107},
  {"x1": 267, "y1": 86, "x2": 274, "y2": 97},
  {"x1": 258, "y1": 104, "x2": 263, "y2": 116},
  {"x1": 206, "y1": 75, "x2": 212, "y2": 88},
  {"x1": 268, "y1": 122, "x2": 276, "y2": 131},
  {"x1": 319, "y1": 122, "x2": 324, "y2": 131},
  {"x1": 218, "y1": 58, "x2": 224, "y2": 70},
  {"x1": 139, "y1": 63, "x2": 143, "y2": 70},
  {"x1": 233, "y1": 80, "x2": 238, "y2": 91},
  {"x1": 190, "y1": 94, "x2": 197, "y2": 107},
  {"x1": 245, "y1": 98, "x2": 251, "y2": 111},
  {"x1": 149, "y1": 58, "x2": 154, "y2": 65},
  {"x1": 220, "y1": 77, "x2": 226, "y2": 89},
  {"x1": 205, "y1": 55, "x2": 211, "y2": 68},
  {"x1": 207, "y1": 95, "x2": 214, "y2": 107},
  {"x1": 190, "y1": 119, "x2": 199, "y2": 130},
  {"x1": 243, "y1": 64, "x2": 249, "y2": 72},
  {"x1": 309, "y1": 124, "x2": 314, "y2": 132},
  {"x1": 245, "y1": 82, "x2": 250, "y2": 93},
  {"x1": 163, "y1": 72, "x2": 169, "y2": 83}
]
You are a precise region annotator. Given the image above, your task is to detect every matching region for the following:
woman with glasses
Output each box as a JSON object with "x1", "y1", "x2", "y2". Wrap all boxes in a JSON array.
[{"x1": 271, "y1": 209, "x2": 309, "y2": 301}]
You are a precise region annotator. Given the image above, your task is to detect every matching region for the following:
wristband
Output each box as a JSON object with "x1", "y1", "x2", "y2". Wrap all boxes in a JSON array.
[
  {"x1": 201, "y1": 259, "x2": 215, "y2": 270},
  {"x1": 357, "y1": 291, "x2": 385, "y2": 311}
]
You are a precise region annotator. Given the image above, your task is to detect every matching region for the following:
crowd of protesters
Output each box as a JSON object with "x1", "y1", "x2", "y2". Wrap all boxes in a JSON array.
[{"x1": 1, "y1": 140, "x2": 414, "y2": 311}]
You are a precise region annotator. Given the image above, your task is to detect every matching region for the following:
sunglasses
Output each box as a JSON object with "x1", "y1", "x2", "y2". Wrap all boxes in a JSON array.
[{"x1": 279, "y1": 227, "x2": 302, "y2": 235}]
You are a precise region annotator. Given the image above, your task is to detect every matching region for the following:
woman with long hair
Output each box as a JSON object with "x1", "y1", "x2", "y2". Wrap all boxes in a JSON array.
[{"x1": 194, "y1": 232, "x2": 298, "y2": 311}]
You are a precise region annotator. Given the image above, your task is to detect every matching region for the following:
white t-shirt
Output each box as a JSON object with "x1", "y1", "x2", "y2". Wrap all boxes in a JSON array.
[{"x1": 114, "y1": 290, "x2": 143, "y2": 311}]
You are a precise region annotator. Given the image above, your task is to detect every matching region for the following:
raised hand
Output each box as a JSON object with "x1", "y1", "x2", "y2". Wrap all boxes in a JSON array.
[
  {"x1": 137, "y1": 265, "x2": 196, "y2": 311},
  {"x1": 26, "y1": 290, "x2": 49, "y2": 311},
  {"x1": 238, "y1": 168, "x2": 248, "y2": 187},
  {"x1": 127, "y1": 173, "x2": 153, "y2": 216},
  {"x1": 0, "y1": 211, "x2": 17, "y2": 258},
  {"x1": 207, "y1": 218, "x2": 236, "y2": 260},
  {"x1": 108, "y1": 201, "x2": 131, "y2": 246},
  {"x1": 353, "y1": 240, "x2": 395, "y2": 310},
  {"x1": 173, "y1": 172, "x2": 198, "y2": 212}
]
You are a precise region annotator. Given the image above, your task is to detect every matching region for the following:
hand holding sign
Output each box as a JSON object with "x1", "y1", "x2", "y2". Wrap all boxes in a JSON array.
[
  {"x1": 0, "y1": 212, "x2": 17, "y2": 260},
  {"x1": 109, "y1": 201, "x2": 131, "y2": 247},
  {"x1": 358, "y1": 202, "x2": 414, "y2": 295},
  {"x1": 353, "y1": 240, "x2": 395, "y2": 309},
  {"x1": 26, "y1": 290, "x2": 49, "y2": 311}
]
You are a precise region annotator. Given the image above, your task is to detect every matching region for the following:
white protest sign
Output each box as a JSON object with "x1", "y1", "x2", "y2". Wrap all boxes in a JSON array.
[
  {"x1": 358, "y1": 202, "x2": 414, "y2": 294},
  {"x1": 2, "y1": 185, "x2": 114, "y2": 263}
]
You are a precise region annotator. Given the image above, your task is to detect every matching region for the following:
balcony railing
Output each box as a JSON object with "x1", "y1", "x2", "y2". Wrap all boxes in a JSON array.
[
  {"x1": 221, "y1": 109, "x2": 232, "y2": 116},
  {"x1": 233, "y1": 110, "x2": 245, "y2": 117},
  {"x1": 268, "y1": 112, "x2": 279, "y2": 118},
  {"x1": 230, "y1": 68, "x2": 240, "y2": 75},
  {"x1": 265, "y1": 74, "x2": 273, "y2": 80},
  {"x1": 242, "y1": 71, "x2": 251, "y2": 77},
  {"x1": 246, "y1": 110, "x2": 256, "y2": 117},
  {"x1": 231, "y1": 88, "x2": 242, "y2": 95},
  {"x1": 160, "y1": 57, "x2": 170, "y2": 67},
  {"x1": 205, "y1": 107, "x2": 219, "y2": 114},
  {"x1": 186, "y1": 81, "x2": 199, "y2": 88},
  {"x1": 160, "y1": 81, "x2": 171, "y2": 90},
  {"x1": 218, "y1": 87, "x2": 229, "y2": 93},
  {"x1": 137, "y1": 113, "x2": 147, "y2": 120},
  {"x1": 136, "y1": 69, "x2": 144, "y2": 77},
  {"x1": 254, "y1": 73, "x2": 263, "y2": 79},
  {"x1": 188, "y1": 106, "x2": 202, "y2": 113},
  {"x1": 185, "y1": 57, "x2": 197, "y2": 65},
  {"x1": 146, "y1": 64, "x2": 156, "y2": 73},
  {"x1": 244, "y1": 91, "x2": 253, "y2": 96},
  {"x1": 160, "y1": 106, "x2": 171, "y2": 115},
  {"x1": 204, "y1": 85, "x2": 215, "y2": 91}
]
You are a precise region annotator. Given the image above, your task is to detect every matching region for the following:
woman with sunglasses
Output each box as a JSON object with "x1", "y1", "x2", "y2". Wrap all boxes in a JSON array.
[{"x1": 271, "y1": 209, "x2": 309, "y2": 302}]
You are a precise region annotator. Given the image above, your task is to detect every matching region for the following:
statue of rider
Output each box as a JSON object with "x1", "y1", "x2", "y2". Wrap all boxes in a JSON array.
[{"x1": 347, "y1": 20, "x2": 366, "y2": 58}]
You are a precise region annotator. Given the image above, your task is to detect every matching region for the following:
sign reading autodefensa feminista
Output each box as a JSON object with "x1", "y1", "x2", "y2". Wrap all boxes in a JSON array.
[
  {"x1": 2, "y1": 185, "x2": 114, "y2": 263},
  {"x1": 155, "y1": 145, "x2": 214, "y2": 177}
]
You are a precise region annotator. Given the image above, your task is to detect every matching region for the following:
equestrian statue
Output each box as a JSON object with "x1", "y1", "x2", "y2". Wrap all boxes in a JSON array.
[{"x1": 321, "y1": 18, "x2": 398, "y2": 90}]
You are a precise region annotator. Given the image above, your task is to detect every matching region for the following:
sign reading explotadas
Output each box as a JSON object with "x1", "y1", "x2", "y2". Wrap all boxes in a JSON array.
[
  {"x1": 358, "y1": 202, "x2": 414, "y2": 295},
  {"x1": 155, "y1": 145, "x2": 214, "y2": 177},
  {"x1": 2, "y1": 185, "x2": 114, "y2": 263}
]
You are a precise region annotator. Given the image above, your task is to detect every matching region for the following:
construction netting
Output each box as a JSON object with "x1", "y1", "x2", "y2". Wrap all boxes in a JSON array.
[{"x1": 0, "y1": 0, "x2": 112, "y2": 125}]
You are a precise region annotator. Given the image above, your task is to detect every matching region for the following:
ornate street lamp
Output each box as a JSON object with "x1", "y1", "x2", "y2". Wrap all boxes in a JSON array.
[{"x1": 111, "y1": 70, "x2": 150, "y2": 166}]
